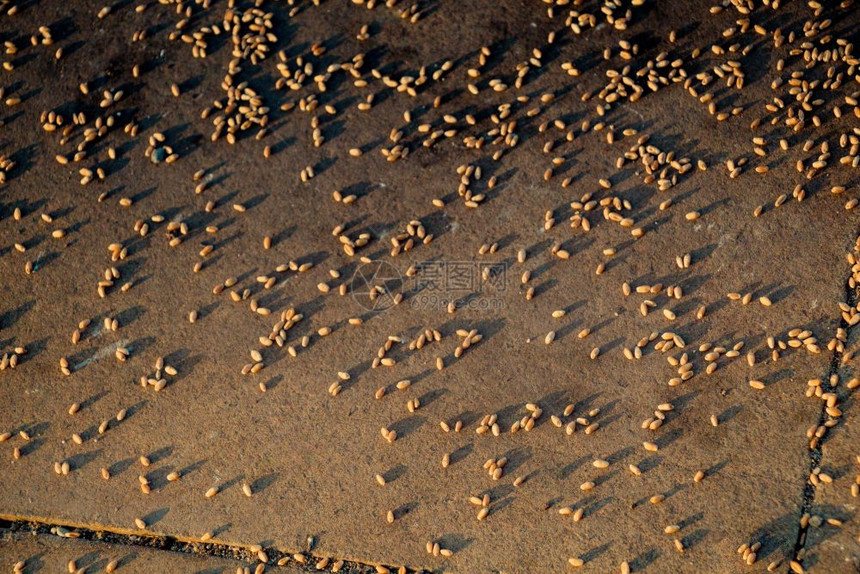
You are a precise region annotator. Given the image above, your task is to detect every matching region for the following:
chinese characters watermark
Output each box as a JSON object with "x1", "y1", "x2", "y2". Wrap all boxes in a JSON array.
[{"x1": 351, "y1": 260, "x2": 507, "y2": 312}]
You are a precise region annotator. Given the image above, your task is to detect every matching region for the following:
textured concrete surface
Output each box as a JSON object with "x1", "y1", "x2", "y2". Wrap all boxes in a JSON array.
[
  {"x1": 2, "y1": 530, "x2": 259, "y2": 574},
  {"x1": 0, "y1": 0, "x2": 858, "y2": 572}
]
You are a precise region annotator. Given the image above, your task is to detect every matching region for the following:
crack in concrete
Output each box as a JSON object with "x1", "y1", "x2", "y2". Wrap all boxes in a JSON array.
[
  {"x1": 790, "y1": 262, "x2": 858, "y2": 573},
  {"x1": 0, "y1": 516, "x2": 425, "y2": 574}
]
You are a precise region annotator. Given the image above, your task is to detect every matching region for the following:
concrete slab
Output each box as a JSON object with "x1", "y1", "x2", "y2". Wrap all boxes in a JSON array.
[
  {"x1": 0, "y1": 0, "x2": 858, "y2": 572},
  {"x1": 1, "y1": 530, "x2": 250, "y2": 574}
]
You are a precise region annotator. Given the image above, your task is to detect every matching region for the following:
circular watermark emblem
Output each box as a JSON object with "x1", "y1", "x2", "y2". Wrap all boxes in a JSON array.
[{"x1": 351, "y1": 261, "x2": 403, "y2": 311}]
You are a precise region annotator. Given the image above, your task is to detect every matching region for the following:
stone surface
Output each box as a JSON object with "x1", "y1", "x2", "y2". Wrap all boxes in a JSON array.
[
  {"x1": 0, "y1": 0, "x2": 858, "y2": 572},
  {"x1": 1, "y1": 530, "x2": 248, "y2": 574}
]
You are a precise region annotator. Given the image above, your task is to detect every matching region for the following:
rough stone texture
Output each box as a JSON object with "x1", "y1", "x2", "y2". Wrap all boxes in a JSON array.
[
  {"x1": 1, "y1": 530, "x2": 247, "y2": 573},
  {"x1": 0, "y1": 0, "x2": 858, "y2": 572}
]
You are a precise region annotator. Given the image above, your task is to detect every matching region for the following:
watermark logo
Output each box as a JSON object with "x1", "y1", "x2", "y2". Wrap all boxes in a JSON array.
[
  {"x1": 351, "y1": 260, "x2": 507, "y2": 312},
  {"x1": 351, "y1": 260, "x2": 404, "y2": 311}
]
